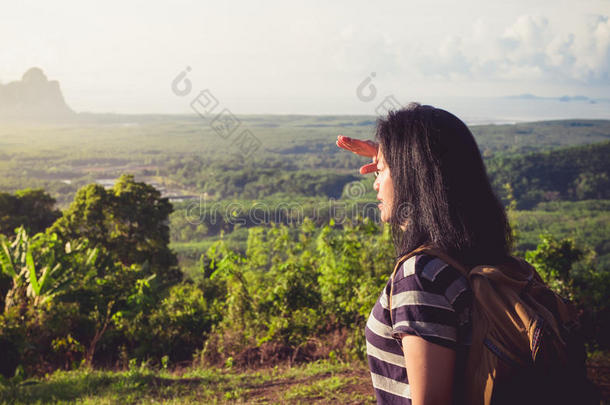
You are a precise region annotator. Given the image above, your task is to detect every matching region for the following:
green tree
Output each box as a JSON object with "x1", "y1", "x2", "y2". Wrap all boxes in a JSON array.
[
  {"x1": 525, "y1": 234, "x2": 583, "y2": 299},
  {"x1": 50, "y1": 174, "x2": 181, "y2": 288},
  {"x1": 0, "y1": 189, "x2": 61, "y2": 237},
  {"x1": 526, "y1": 234, "x2": 610, "y2": 349},
  {"x1": 572, "y1": 172, "x2": 609, "y2": 200}
]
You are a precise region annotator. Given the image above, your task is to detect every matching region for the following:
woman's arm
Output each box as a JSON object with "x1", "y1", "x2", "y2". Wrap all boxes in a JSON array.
[{"x1": 401, "y1": 334, "x2": 456, "y2": 405}]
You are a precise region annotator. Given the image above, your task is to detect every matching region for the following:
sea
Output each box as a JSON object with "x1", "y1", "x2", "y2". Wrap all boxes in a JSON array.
[{"x1": 428, "y1": 96, "x2": 610, "y2": 126}]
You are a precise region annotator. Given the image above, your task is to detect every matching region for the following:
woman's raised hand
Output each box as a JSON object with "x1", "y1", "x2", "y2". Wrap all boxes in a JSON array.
[{"x1": 336, "y1": 135, "x2": 379, "y2": 174}]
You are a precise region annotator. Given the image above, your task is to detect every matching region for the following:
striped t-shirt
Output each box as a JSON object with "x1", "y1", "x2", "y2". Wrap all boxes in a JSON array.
[{"x1": 365, "y1": 254, "x2": 473, "y2": 404}]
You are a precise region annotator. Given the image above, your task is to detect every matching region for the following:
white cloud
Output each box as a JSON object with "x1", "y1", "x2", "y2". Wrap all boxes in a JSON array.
[
  {"x1": 411, "y1": 14, "x2": 610, "y2": 85},
  {"x1": 576, "y1": 15, "x2": 610, "y2": 82}
]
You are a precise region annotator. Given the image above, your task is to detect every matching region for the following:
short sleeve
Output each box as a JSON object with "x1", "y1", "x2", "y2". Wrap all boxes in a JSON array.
[{"x1": 389, "y1": 254, "x2": 471, "y2": 350}]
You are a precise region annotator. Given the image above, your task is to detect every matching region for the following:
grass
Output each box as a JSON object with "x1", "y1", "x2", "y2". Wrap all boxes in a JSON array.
[
  {"x1": 283, "y1": 375, "x2": 368, "y2": 402},
  {"x1": 2, "y1": 355, "x2": 608, "y2": 403},
  {"x1": 0, "y1": 360, "x2": 375, "y2": 404}
]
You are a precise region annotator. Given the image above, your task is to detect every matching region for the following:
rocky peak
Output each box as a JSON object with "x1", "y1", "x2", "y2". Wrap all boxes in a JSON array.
[{"x1": 0, "y1": 67, "x2": 75, "y2": 121}]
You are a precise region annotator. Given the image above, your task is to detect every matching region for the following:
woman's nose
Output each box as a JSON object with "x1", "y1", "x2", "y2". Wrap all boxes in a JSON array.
[{"x1": 373, "y1": 177, "x2": 379, "y2": 192}]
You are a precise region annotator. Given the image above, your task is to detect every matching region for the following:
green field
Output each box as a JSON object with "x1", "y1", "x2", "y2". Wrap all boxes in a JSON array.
[{"x1": 0, "y1": 360, "x2": 375, "y2": 404}]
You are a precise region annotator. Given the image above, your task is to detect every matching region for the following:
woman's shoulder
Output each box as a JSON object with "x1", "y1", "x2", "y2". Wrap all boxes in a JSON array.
[
  {"x1": 394, "y1": 253, "x2": 469, "y2": 296},
  {"x1": 389, "y1": 253, "x2": 473, "y2": 348}
]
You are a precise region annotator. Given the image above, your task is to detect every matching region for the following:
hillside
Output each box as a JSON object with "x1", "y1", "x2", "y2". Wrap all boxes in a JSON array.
[{"x1": 487, "y1": 141, "x2": 610, "y2": 208}]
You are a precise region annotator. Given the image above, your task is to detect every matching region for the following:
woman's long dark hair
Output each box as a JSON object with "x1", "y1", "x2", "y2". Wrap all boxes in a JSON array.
[{"x1": 376, "y1": 103, "x2": 512, "y2": 266}]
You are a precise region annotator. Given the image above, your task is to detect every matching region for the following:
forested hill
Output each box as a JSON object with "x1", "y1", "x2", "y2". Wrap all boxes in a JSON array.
[
  {"x1": 487, "y1": 140, "x2": 610, "y2": 209},
  {"x1": 0, "y1": 117, "x2": 609, "y2": 206},
  {"x1": 470, "y1": 119, "x2": 610, "y2": 156}
]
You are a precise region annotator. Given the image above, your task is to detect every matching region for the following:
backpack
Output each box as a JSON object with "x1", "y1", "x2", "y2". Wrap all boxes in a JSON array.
[{"x1": 389, "y1": 246, "x2": 600, "y2": 405}]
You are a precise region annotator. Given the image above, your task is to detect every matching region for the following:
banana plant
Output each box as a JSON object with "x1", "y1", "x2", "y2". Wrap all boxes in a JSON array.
[
  {"x1": 0, "y1": 234, "x2": 17, "y2": 280},
  {"x1": 0, "y1": 230, "x2": 28, "y2": 312},
  {"x1": 24, "y1": 248, "x2": 63, "y2": 306},
  {"x1": 0, "y1": 227, "x2": 99, "y2": 311}
]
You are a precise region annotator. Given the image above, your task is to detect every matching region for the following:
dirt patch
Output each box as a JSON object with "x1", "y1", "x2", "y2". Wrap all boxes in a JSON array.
[
  {"x1": 230, "y1": 330, "x2": 352, "y2": 369},
  {"x1": 234, "y1": 342, "x2": 294, "y2": 368}
]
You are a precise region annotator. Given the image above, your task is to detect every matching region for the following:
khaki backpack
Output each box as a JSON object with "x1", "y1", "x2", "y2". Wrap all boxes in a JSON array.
[{"x1": 389, "y1": 246, "x2": 599, "y2": 405}]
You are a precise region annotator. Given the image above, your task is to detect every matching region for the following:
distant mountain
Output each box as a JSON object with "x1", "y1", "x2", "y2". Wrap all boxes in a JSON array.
[
  {"x1": 504, "y1": 93, "x2": 610, "y2": 104},
  {"x1": 0, "y1": 67, "x2": 75, "y2": 121}
]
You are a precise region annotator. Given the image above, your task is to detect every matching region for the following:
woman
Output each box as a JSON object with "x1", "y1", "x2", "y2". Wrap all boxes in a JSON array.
[{"x1": 337, "y1": 103, "x2": 513, "y2": 405}]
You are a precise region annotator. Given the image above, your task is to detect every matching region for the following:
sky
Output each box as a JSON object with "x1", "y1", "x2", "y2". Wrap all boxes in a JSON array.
[{"x1": 1, "y1": 0, "x2": 609, "y2": 117}]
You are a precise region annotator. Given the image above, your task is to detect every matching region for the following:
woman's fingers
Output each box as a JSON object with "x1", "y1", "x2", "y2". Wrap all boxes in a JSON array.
[
  {"x1": 360, "y1": 162, "x2": 378, "y2": 175},
  {"x1": 336, "y1": 135, "x2": 378, "y2": 158},
  {"x1": 336, "y1": 137, "x2": 377, "y2": 157}
]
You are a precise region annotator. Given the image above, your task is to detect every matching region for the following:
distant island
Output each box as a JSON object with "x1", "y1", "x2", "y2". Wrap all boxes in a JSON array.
[
  {"x1": 0, "y1": 67, "x2": 75, "y2": 121},
  {"x1": 505, "y1": 93, "x2": 610, "y2": 104}
]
